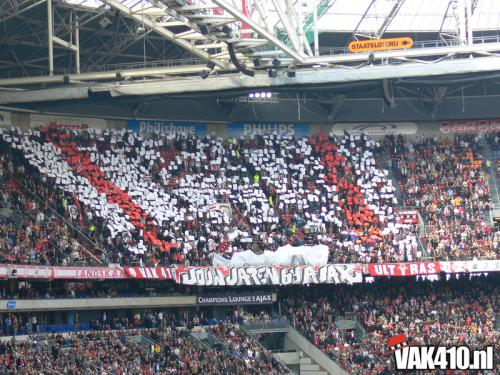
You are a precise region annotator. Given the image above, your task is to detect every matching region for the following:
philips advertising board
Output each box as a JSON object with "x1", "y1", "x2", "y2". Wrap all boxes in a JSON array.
[
  {"x1": 228, "y1": 122, "x2": 310, "y2": 137},
  {"x1": 127, "y1": 119, "x2": 208, "y2": 136}
]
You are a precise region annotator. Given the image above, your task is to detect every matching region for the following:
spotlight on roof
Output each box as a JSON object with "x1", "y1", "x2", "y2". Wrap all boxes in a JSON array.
[
  {"x1": 206, "y1": 61, "x2": 216, "y2": 70},
  {"x1": 253, "y1": 58, "x2": 261, "y2": 68},
  {"x1": 63, "y1": 75, "x2": 70, "y2": 85},
  {"x1": 268, "y1": 69, "x2": 278, "y2": 78},
  {"x1": 368, "y1": 52, "x2": 375, "y2": 65},
  {"x1": 200, "y1": 71, "x2": 210, "y2": 79},
  {"x1": 272, "y1": 58, "x2": 281, "y2": 67},
  {"x1": 222, "y1": 25, "x2": 233, "y2": 37},
  {"x1": 99, "y1": 17, "x2": 112, "y2": 29},
  {"x1": 287, "y1": 69, "x2": 296, "y2": 78},
  {"x1": 200, "y1": 25, "x2": 209, "y2": 35},
  {"x1": 241, "y1": 92, "x2": 279, "y2": 103},
  {"x1": 115, "y1": 72, "x2": 123, "y2": 81}
]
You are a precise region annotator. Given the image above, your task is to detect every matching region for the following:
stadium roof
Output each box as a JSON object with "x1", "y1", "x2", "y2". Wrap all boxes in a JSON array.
[
  {"x1": 65, "y1": 0, "x2": 500, "y2": 32},
  {"x1": 1, "y1": 0, "x2": 500, "y2": 123}
]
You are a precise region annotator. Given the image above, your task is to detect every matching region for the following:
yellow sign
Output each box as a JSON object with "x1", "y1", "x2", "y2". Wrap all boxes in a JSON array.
[{"x1": 348, "y1": 37, "x2": 413, "y2": 53}]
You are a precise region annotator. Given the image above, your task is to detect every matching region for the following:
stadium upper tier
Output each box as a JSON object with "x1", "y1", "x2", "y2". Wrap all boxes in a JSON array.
[{"x1": 0, "y1": 125, "x2": 497, "y2": 267}]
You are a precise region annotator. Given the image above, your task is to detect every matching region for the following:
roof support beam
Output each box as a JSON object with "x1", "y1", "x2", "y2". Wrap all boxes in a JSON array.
[
  {"x1": 211, "y1": 0, "x2": 305, "y2": 63},
  {"x1": 373, "y1": 0, "x2": 406, "y2": 39},
  {"x1": 52, "y1": 35, "x2": 78, "y2": 52},
  {"x1": 0, "y1": 63, "x2": 211, "y2": 87},
  {"x1": 346, "y1": 0, "x2": 376, "y2": 44},
  {"x1": 271, "y1": 0, "x2": 301, "y2": 53},
  {"x1": 100, "y1": 0, "x2": 228, "y2": 68},
  {"x1": 438, "y1": 1, "x2": 457, "y2": 44},
  {"x1": 47, "y1": 0, "x2": 54, "y2": 75},
  {"x1": 253, "y1": 0, "x2": 274, "y2": 33},
  {"x1": 0, "y1": 0, "x2": 46, "y2": 25}
]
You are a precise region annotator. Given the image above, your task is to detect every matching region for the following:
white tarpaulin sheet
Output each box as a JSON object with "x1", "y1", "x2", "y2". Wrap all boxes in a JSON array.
[{"x1": 212, "y1": 244, "x2": 329, "y2": 266}]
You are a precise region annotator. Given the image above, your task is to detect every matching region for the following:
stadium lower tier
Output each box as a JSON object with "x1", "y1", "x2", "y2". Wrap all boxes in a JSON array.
[
  {"x1": 0, "y1": 127, "x2": 498, "y2": 268},
  {"x1": 0, "y1": 327, "x2": 290, "y2": 374},
  {"x1": 0, "y1": 274, "x2": 497, "y2": 374}
]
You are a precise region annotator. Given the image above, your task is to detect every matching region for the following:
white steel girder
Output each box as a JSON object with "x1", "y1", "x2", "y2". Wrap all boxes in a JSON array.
[
  {"x1": 2, "y1": 55, "x2": 500, "y2": 105},
  {"x1": 211, "y1": 0, "x2": 306, "y2": 63},
  {"x1": 1, "y1": 42, "x2": 500, "y2": 88},
  {"x1": 100, "y1": 0, "x2": 229, "y2": 68}
]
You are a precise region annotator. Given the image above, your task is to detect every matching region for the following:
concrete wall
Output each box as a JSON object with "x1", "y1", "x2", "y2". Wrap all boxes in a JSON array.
[
  {"x1": 275, "y1": 351, "x2": 300, "y2": 365},
  {"x1": 285, "y1": 324, "x2": 348, "y2": 375}
]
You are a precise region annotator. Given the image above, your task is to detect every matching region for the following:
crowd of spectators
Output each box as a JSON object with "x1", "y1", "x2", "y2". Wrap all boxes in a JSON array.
[
  {"x1": 282, "y1": 274, "x2": 499, "y2": 374},
  {"x1": 0, "y1": 126, "x2": 497, "y2": 267},
  {"x1": 0, "y1": 331, "x2": 148, "y2": 374},
  {"x1": 0, "y1": 317, "x2": 289, "y2": 374},
  {"x1": 1, "y1": 126, "x2": 414, "y2": 266},
  {"x1": 0, "y1": 274, "x2": 497, "y2": 374},
  {"x1": 0, "y1": 150, "x2": 100, "y2": 266},
  {"x1": 387, "y1": 134, "x2": 498, "y2": 260}
]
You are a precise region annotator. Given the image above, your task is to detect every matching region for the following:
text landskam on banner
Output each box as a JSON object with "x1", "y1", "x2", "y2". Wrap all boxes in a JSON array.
[{"x1": 0, "y1": 265, "x2": 126, "y2": 279}]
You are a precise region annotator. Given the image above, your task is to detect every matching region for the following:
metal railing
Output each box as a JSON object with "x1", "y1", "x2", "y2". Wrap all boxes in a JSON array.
[
  {"x1": 68, "y1": 57, "x2": 208, "y2": 75},
  {"x1": 241, "y1": 318, "x2": 289, "y2": 333},
  {"x1": 190, "y1": 331, "x2": 211, "y2": 350},
  {"x1": 318, "y1": 33, "x2": 500, "y2": 56},
  {"x1": 42, "y1": 32, "x2": 500, "y2": 77}
]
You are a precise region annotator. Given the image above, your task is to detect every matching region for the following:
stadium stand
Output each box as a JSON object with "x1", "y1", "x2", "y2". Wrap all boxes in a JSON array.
[
  {"x1": 0, "y1": 274, "x2": 497, "y2": 374},
  {"x1": 0, "y1": 126, "x2": 497, "y2": 268},
  {"x1": 2, "y1": 1, "x2": 500, "y2": 374},
  {"x1": 387, "y1": 135, "x2": 497, "y2": 260},
  {"x1": 3, "y1": 127, "x2": 466, "y2": 265},
  {"x1": 282, "y1": 274, "x2": 499, "y2": 374},
  {"x1": 0, "y1": 322, "x2": 290, "y2": 374},
  {"x1": 0, "y1": 149, "x2": 101, "y2": 266}
]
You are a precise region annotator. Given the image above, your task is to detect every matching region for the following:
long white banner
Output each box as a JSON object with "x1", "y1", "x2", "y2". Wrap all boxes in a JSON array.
[{"x1": 0, "y1": 260, "x2": 498, "y2": 282}]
